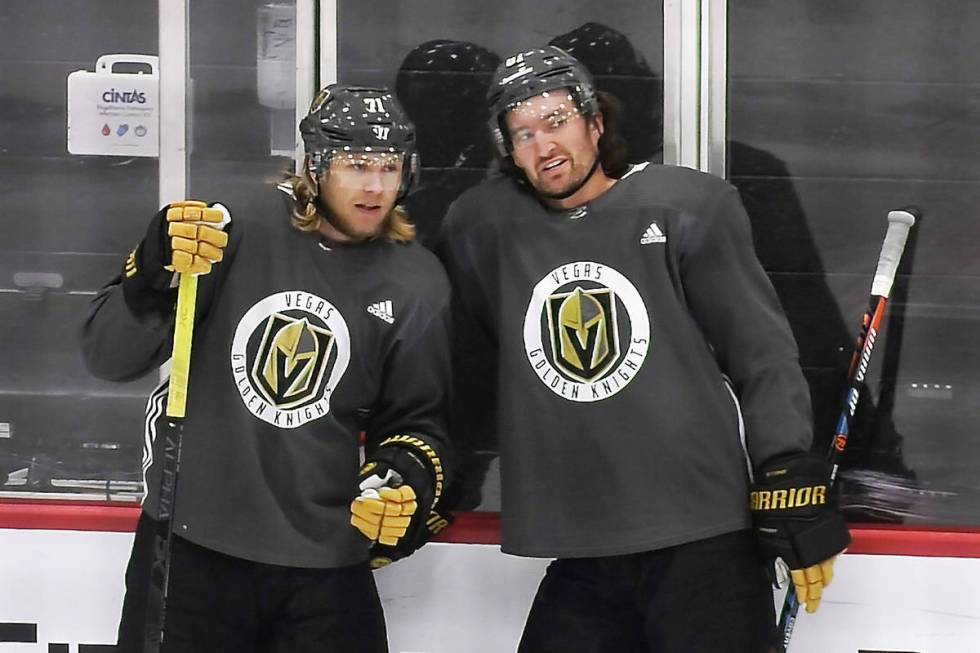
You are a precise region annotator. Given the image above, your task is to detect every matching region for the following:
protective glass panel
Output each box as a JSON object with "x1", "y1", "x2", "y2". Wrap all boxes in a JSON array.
[
  {"x1": 0, "y1": 1, "x2": 160, "y2": 501},
  {"x1": 187, "y1": 0, "x2": 298, "y2": 201},
  {"x1": 728, "y1": 0, "x2": 980, "y2": 525}
]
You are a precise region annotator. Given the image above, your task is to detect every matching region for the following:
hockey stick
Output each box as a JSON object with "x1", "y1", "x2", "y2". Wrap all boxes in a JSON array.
[
  {"x1": 143, "y1": 271, "x2": 197, "y2": 653},
  {"x1": 143, "y1": 204, "x2": 229, "y2": 651},
  {"x1": 776, "y1": 207, "x2": 918, "y2": 652},
  {"x1": 167, "y1": 273, "x2": 198, "y2": 420}
]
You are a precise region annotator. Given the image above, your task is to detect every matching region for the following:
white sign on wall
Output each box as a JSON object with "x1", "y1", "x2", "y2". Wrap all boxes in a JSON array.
[{"x1": 67, "y1": 54, "x2": 160, "y2": 157}]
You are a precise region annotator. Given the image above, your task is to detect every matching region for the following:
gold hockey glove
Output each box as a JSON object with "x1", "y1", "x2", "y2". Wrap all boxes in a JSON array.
[
  {"x1": 350, "y1": 436, "x2": 446, "y2": 568},
  {"x1": 789, "y1": 556, "x2": 838, "y2": 613},
  {"x1": 351, "y1": 464, "x2": 418, "y2": 546},
  {"x1": 750, "y1": 453, "x2": 850, "y2": 613},
  {"x1": 164, "y1": 200, "x2": 229, "y2": 275},
  {"x1": 122, "y1": 201, "x2": 230, "y2": 315}
]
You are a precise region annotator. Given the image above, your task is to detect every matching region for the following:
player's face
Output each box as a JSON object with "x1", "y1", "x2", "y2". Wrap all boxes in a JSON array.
[
  {"x1": 505, "y1": 89, "x2": 602, "y2": 199},
  {"x1": 318, "y1": 151, "x2": 403, "y2": 242}
]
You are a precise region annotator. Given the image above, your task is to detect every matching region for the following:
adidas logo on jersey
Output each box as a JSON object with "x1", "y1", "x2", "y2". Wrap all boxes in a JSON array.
[
  {"x1": 367, "y1": 300, "x2": 395, "y2": 324},
  {"x1": 640, "y1": 221, "x2": 666, "y2": 245}
]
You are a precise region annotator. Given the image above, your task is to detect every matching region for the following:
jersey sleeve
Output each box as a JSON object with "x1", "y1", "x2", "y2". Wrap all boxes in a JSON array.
[
  {"x1": 79, "y1": 274, "x2": 174, "y2": 382},
  {"x1": 679, "y1": 185, "x2": 813, "y2": 467},
  {"x1": 365, "y1": 267, "x2": 453, "y2": 492}
]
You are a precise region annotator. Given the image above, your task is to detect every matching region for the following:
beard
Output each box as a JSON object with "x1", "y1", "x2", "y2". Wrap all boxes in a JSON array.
[
  {"x1": 533, "y1": 155, "x2": 601, "y2": 201},
  {"x1": 317, "y1": 197, "x2": 389, "y2": 242}
]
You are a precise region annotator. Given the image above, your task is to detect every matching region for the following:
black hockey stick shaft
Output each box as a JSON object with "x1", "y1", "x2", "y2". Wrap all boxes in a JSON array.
[
  {"x1": 143, "y1": 418, "x2": 183, "y2": 652},
  {"x1": 776, "y1": 208, "x2": 917, "y2": 652},
  {"x1": 144, "y1": 273, "x2": 198, "y2": 653}
]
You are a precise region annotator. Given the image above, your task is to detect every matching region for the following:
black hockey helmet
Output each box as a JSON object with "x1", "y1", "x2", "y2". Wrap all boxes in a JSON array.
[
  {"x1": 299, "y1": 84, "x2": 419, "y2": 200},
  {"x1": 486, "y1": 46, "x2": 598, "y2": 155}
]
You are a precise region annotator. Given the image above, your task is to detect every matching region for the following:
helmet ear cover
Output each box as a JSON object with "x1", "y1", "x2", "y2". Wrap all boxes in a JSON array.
[
  {"x1": 300, "y1": 84, "x2": 419, "y2": 201},
  {"x1": 487, "y1": 46, "x2": 598, "y2": 156}
]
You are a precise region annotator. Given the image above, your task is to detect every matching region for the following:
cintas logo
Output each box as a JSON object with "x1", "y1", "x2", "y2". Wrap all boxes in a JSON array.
[{"x1": 101, "y1": 87, "x2": 147, "y2": 104}]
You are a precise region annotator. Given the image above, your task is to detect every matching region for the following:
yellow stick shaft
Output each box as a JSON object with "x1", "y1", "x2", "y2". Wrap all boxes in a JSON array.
[{"x1": 166, "y1": 273, "x2": 198, "y2": 418}]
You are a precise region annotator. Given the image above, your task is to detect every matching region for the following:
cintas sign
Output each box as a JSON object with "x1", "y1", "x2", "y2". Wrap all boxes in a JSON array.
[{"x1": 67, "y1": 54, "x2": 159, "y2": 157}]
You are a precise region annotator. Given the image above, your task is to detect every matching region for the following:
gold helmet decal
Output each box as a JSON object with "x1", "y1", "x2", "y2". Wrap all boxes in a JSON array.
[
  {"x1": 254, "y1": 314, "x2": 334, "y2": 409},
  {"x1": 548, "y1": 287, "x2": 618, "y2": 383}
]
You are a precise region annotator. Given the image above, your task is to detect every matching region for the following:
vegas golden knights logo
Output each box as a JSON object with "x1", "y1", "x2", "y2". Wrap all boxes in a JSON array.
[
  {"x1": 546, "y1": 286, "x2": 619, "y2": 383},
  {"x1": 525, "y1": 262, "x2": 649, "y2": 402},
  {"x1": 252, "y1": 313, "x2": 334, "y2": 409}
]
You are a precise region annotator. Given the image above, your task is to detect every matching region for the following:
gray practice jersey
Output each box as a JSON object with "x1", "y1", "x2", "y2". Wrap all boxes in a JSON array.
[
  {"x1": 440, "y1": 163, "x2": 812, "y2": 558},
  {"x1": 82, "y1": 190, "x2": 452, "y2": 568}
]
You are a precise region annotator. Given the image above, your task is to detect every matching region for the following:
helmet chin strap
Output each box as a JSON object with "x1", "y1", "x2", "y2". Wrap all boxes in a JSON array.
[{"x1": 540, "y1": 154, "x2": 601, "y2": 201}]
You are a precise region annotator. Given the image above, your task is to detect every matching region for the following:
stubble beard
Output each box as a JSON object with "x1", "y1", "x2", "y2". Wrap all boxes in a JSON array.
[
  {"x1": 537, "y1": 161, "x2": 585, "y2": 199},
  {"x1": 317, "y1": 196, "x2": 389, "y2": 242}
]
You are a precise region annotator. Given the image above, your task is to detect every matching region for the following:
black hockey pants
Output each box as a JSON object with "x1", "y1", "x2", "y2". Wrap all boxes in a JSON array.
[
  {"x1": 518, "y1": 529, "x2": 777, "y2": 653},
  {"x1": 116, "y1": 512, "x2": 388, "y2": 653}
]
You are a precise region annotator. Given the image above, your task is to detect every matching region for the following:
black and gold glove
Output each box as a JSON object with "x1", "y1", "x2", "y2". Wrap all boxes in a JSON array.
[
  {"x1": 750, "y1": 453, "x2": 851, "y2": 613},
  {"x1": 122, "y1": 201, "x2": 230, "y2": 315},
  {"x1": 350, "y1": 435, "x2": 448, "y2": 568}
]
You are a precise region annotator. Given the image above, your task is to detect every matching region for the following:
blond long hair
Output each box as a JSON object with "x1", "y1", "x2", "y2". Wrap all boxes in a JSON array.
[{"x1": 278, "y1": 159, "x2": 416, "y2": 244}]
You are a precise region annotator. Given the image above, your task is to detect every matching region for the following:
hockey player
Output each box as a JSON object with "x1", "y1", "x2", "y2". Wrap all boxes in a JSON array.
[
  {"x1": 82, "y1": 84, "x2": 451, "y2": 653},
  {"x1": 438, "y1": 47, "x2": 850, "y2": 652}
]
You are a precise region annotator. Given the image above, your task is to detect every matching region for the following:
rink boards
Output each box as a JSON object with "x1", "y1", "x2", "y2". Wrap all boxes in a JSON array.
[{"x1": 1, "y1": 507, "x2": 979, "y2": 652}]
